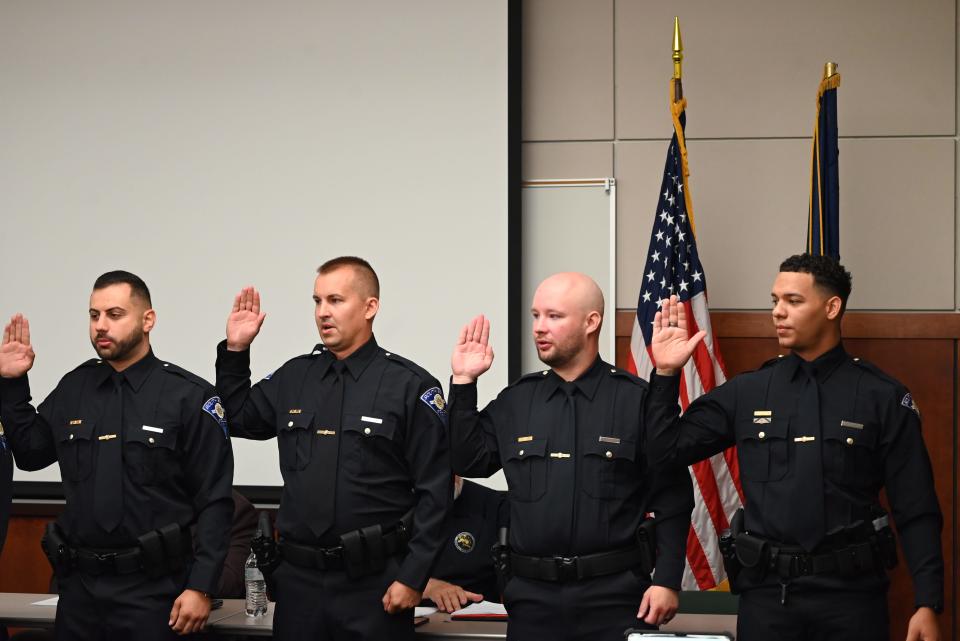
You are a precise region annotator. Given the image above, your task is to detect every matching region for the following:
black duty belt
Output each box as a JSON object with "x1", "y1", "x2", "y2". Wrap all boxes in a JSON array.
[
  {"x1": 510, "y1": 545, "x2": 648, "y2": 582},
  {"x1": 767, "y1": 540, "x2": 878, "y2": 579},
  {"x1": 280, "y1": 522, "x2": 409, "y2": 572},
  {"x1": 74, "y1": 528, "x2": 193, "y2": 577}
]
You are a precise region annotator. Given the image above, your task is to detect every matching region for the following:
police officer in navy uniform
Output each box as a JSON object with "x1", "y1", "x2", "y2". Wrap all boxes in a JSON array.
[
  {"x1": 421, "y1": 477, "x2": 506, "y2": 612},
  {"x1": 448, "y1": 272, "x2": 693, "y2": 641},
  {"x1": 0, "y1": 271, "x2": 234, "y2": 640},
  {"x1": 217, "y1": 256, "x2": 451, "y2": 641},
  {"x1": 0, "y1": 416, "x2": 10, "y2": 557},
  {"x1": 647, "y1": 254, "x2": 943, "y2": 641}
]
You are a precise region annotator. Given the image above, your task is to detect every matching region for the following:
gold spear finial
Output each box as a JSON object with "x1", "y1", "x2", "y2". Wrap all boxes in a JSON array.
[
  {"x1": 823, "y1": 61, "x2": 838, "y2": 79},
  {"x1": 673, "y1": 17, "x2": 683, "y2": 80}
]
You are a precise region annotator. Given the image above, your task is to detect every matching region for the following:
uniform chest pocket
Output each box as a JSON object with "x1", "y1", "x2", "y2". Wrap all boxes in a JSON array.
[
  {"x1": 56, "y1": 420, "x2": 95, "y2": 482},
  {"x1": 822, "y1": 420, "x2": 879, "y2": 488},
  {"x1": 125, "y1": 423, "x2": 179, "y2": 485},
  {"x1": 342, "y1": 414, "x2": 399, "y2": 472},
  {"x1": 502, "y1": 439, "x2": 547, "y2": 502},
  {"x1": 277, "y1": 412, "x2": 315, "y2": 471},
  {"x1": 581, "y1": 439, "x2": 638, "y2": 500},
  {"x1": 736, "y1": 417, "x2": 789, "y2": 482}
]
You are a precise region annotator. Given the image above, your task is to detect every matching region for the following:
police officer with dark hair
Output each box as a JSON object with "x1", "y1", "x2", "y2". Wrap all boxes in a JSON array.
[
  {"x1": 648, "y1": 254, "x2": 943, "y2": 641},
  {"x1": 422, "y1": 477, "x2": 507, "y2": 612},
  {"x1": 0, "y1": 271, "x2": 234, "y2": 639},
  {"x1": 217, "y1": 256, "x2": 451, "y2": 641},
  {"x1": 448, "y1": 272, "x2": 693, "y2": 641}
]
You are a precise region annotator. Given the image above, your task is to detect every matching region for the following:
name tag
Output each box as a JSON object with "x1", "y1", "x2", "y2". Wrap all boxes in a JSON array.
[
  {"x1": 598, "y1": 436, "x2": 620, "y2": 444},
  {"x1": 361, "y1": 416, "x2": 383, "y2": 424},
  {"x1": 840, "y1": 420, "x2": 863, "y2": 430},
  {"x1": 142, "y1": 425, "x2": 164, "y2": 434},
  {"x1": 517, "y1": 435, "x2": 534, "y2": 443}
]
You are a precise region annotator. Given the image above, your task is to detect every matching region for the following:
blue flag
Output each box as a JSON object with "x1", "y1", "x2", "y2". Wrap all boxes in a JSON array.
[{"x1": 807, "y1": 72, "x2": 841, "y2": 258}]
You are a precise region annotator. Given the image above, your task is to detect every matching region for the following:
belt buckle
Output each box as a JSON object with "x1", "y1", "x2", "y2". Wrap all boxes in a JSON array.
[
  {"x1": 553, "y1": 556, "x2": 577, "y2": 581},
  {"x1": 793, "y1": 554, "x2": 811, "y2": 576},
  {"x1": 323, "y1": 547, "x2": 343, "y2": 565},
  {"x1": 94, "y1": 552, "x2": 118, "y2": 572}
]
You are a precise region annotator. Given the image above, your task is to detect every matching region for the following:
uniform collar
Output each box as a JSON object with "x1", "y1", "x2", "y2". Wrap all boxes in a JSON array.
[
  {"x1": 94, "y1": 349, "x2": 159, "y2": 392},
  {"x1": 316, "y1": 335, "x2": 379, "y2": 381},
  {"x1": 785, "y1": 341, "x2": 847, "y2": 383},
  {"x1": 542, "y1": 355, "x2": 605, "y2": 401}
]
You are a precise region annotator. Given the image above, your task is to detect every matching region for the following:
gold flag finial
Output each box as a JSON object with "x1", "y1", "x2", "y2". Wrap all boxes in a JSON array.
[
  {"x1": 823, "y1": 61, "x2": 838, "y2": 80},
  {"x1": 672, "y1": 17, "x2": 683, "y2": 80}
]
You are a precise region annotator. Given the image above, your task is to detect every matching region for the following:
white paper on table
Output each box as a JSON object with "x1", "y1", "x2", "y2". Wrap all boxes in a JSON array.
[
  {"x1": 414, "y1": 606, "x2": 437, "y2": 617},
  {"x1": 32, "y1": 596, "x2": 59, "y2": 606},
  {"x1": 450, "y1": 601, "x2": 507, "y2": 617}
]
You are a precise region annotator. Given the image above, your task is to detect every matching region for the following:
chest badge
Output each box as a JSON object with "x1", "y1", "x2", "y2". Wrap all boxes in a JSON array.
[{"x1": 454, "y1": 531, "x2": 476, "y2": 554}]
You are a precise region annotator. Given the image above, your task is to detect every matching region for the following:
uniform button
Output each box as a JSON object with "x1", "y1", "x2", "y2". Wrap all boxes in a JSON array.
[
  {"x1": 149, "y1": 437, "x2": 155, "y2": 444},
  {"x1": 605, "y1": 451, "x2": 613, "y2": 458},
  {"x1": 163, "y1": 363, "x2": 169, "y2": 367},
  {"x1": 518, "y1": 449, "x2": 524, "y2": 456},
  {"x1": 853, "y1": 358, "x2": 860, "y2": 362},
  {"x1": 69, "y1": 434, "x2": 74, "y2": 440},
  {"x1": 542, "y1": 370, "x2": 548, "y2": 376},
  {"x1": 610, "y1": 368, "x2": 616, "y2": 373},
  {"x1": 385, "y1": 352, "x2": 391, "y2": 357},
  {"x1": 364, "y1": 427, "x2": 371, "y2": 435},
  {"x1": 758, "y1": 431, "x2": 766, "y2": 439},
  {"x1": 287, "y1": 421, "x2": 294, "y2": 427},
  {"x1": 846, "y1": 437, "x2": 854, "y2": 445}
]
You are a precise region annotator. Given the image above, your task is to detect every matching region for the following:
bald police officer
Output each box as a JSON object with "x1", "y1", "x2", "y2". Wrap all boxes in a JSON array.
[
  {"x1": 448, "y1": 272, "x2": 693, "y2": 641},
  {"x1": 216, "y1": 256, "x2": 451, "y2": 641},
  {"x1": 648, "y1": 254, "x2": 943, "y2": 641},
  {"x1": 0, "y1": 271, "x2": 234, "y2": 640}
]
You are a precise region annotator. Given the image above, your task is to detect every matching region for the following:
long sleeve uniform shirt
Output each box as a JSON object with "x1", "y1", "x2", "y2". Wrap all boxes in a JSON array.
[
  {"x1": 0, "y1": 351, "x2": 235, "y2": 594},
  {"x1": 215, "y1": 336, "x2": 452, "y2": 591},
  {"x1": 0, "y1": 419, "x2": 10, "y2": 555},
  {"x1": 645, "y1": 343, "x2": 943, "y2": 609},
  {"x1": 448, "y1": 357, "x2": 694, "y2": 590}
]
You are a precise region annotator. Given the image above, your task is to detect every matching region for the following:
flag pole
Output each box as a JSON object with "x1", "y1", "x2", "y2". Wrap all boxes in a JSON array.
[{"x1": 672, "y1": 16, "x2": 683, "y2": 100}]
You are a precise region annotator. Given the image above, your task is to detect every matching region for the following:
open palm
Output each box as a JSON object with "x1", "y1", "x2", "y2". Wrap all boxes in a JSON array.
[
  {"x1": 226, "y1": 287, "x2": 266, "y2": 351},
  {"x1": 0, "y1": 314, "x2": 36, "y2": 378},
  {"x1": 451, "y1": 315, "x2": 494, "y2": 383},
  {"x1": 651, "y1": 296, "x2": 706, "y2": 372}
]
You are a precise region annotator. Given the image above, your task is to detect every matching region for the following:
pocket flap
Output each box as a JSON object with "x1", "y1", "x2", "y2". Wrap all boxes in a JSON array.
[
  {"x1": 343, "y1": 413, "x2": 397, "y2": 439},
  {"x1": 504, "y1": 438, "x2": 547, "y2": 462},
  {"x1": 126, "y1": 423, "x2": 178, "y2": 450},
  {"x1": 739, "y1": 416, "x2": 789, "y2": 442},
  {"x1": 58, "y1": 420, "x2": 95, "y2": 443},
  {"x1": 583, "y1": 439, "x2": 636, "y2": 462},
  {"x1": 279, "y1": 411, "x2": 315, "y2": 431},
  {"x1": 823, "y1": 421, "x2": 878, "y2": 448}
]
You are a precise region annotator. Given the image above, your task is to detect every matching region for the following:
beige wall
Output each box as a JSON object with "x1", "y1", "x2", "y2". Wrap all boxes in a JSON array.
[{"x1": 522, "y1": 0, "x2": 957, "y2": 310}]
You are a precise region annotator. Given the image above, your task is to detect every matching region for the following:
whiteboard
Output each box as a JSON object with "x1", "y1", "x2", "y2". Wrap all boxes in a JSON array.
[
  {"x1": 520, "y1": 179, "x2": 617, "y2": 374},
  {"x1": 1, "y1": 1, "x2": 509, "y2": 487}
]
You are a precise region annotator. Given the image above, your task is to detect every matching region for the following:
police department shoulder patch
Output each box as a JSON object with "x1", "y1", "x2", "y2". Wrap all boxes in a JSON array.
[
  {"x1": 203, "y1": 396, "x2": 230, "y2": 438},
  {"x1": 420, "y1": 387, "x2": 448, "y2": 422},
  {"x1": 454, "y1": 531, "x2": 475, "y2": 553},
  {"x1": 0, "y1": 420, "x2": 7, "y2": 452},
  {"x1": 901, "y1": 392, "x2": 921, "y2": 418}
]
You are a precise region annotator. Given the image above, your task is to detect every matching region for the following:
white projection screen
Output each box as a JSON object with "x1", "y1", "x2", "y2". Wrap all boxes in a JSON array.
[{"x1": 0, "y1": 1, "x2": 509, "y2": 487}]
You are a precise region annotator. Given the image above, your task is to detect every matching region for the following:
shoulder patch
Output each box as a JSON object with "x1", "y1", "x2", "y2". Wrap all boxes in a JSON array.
[
  {"x1": 901, "y1": 392, "x2": 920, "y2": 418},
  {"x1": 420, "y1": 386, "x2": 448, "y2": 423},
  {"x1": 0, "y1": 420, "x2": 7, "y2": 452},
  {"x1": 202, "y1": 396, "x2": 230, "y2": 438}
]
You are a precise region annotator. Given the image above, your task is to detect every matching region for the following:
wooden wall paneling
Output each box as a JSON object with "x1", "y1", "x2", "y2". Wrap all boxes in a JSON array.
[{"x1": 0, "y1": 516, "x2": 53, "y2": 593}]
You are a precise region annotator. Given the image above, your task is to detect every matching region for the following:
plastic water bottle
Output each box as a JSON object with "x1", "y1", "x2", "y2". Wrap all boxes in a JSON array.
[{"x1": 244, "y1": 550, "x2": 268, "y2": 617}]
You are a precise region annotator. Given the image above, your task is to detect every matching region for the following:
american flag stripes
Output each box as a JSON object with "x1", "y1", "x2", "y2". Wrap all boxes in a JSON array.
[{"x1": 626, "y1": 80, "x2": 744, "y2": 590}]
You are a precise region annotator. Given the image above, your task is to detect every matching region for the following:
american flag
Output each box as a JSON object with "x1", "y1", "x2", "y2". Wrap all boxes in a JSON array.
[{"x1": 626, "y1": 80, "x2": 744, "y2": 590}]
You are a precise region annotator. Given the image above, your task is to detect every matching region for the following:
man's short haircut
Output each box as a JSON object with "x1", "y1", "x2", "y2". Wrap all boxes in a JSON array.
[
  {"x1": 779, "y1": 253, "x2": 852, "y2": 314},
  {"x1": 93, "y1": 270, "x2": 152, "y2": 307},
  {"x1": 317, "y1": 256, "x2": 380, "y2": 299}
]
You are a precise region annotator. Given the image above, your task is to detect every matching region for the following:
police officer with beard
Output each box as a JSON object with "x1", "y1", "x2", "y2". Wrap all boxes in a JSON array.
[
  {"x1": 447, "y1": 272, "x2": 693, "y2": 641},
  {"x1": 647, "y1": 255, "x2": 943, "y2": 641},
  {"x1": 0, "y1": 271, "x2": 234, "y2": 640},
  {"x1": 216, "y1": 256, "x2": 451, "y2": 641}
]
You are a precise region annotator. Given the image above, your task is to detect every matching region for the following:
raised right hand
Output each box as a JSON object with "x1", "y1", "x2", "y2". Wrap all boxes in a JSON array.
[
  {"x1": 226, "y1": 287, "x2": 266, "y2": 352},
  {"x1": 651, "y1": 295, "x2": 706, "y2": 375},
  {"x1": 451, "y1": 315, "x2": 494, "y2": 384},
  {"x1": 0, "y1": 314, "x2": 36, "y2": 378}
]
